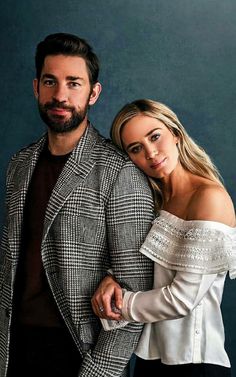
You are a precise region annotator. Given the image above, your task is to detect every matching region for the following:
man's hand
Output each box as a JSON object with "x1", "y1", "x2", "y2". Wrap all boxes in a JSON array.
[{"x1": 91, "y1": 275, "x2": 123, "y2": 320}]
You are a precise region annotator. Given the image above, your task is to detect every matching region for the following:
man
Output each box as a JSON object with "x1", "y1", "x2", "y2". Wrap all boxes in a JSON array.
[{"x1": 0, "y1": 33, "x2": 154, "y2": 377}]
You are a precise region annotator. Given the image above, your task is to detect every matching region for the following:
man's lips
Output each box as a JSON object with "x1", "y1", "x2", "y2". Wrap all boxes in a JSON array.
[
  {"x1": 150, "y1": 158, "x2": 167, "y2": 169},
  {"x1": 48, "y1": 108, "x2": 71, "y2": 116}
]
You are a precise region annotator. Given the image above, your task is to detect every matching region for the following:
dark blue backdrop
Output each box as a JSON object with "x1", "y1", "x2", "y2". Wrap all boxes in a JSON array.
[{"x1": 0, "y1": 0, "x2": 236, "y2": 375}]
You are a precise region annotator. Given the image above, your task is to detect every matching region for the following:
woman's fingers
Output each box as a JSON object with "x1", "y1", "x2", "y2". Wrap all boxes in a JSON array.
[{"x1": 91, "y1": 275, "x2": 123, "y2": 319}]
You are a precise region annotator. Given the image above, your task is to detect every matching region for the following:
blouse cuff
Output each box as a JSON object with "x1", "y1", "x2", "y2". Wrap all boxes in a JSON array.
[{"x1": 122, "y1": 291, "x2": 140, "y2": 321}]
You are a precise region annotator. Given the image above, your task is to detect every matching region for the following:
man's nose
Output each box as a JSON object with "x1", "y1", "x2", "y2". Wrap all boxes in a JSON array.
[{"x1": 52, "y1": 84, "x2": 68, "y2": 103}]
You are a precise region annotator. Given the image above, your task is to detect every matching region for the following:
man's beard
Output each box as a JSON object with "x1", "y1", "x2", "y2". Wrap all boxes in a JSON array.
[{"x1": 38, "y1": 99, "x2": 89, "y2": 133}]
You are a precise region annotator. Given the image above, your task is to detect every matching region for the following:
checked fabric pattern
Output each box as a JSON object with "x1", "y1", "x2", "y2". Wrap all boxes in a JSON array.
[{"x1": 0, "y1": 124, "x2": 154, "y2": 377}]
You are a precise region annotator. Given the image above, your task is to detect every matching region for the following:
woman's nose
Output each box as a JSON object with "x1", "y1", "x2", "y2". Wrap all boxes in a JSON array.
[{"x1": 146, "y1": 148, "x2": 158, "y2": 160}]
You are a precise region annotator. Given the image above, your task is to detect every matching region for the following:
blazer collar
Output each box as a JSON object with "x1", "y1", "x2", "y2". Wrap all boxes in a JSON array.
[{"x1": 18, "y1": 122, "x2": 100, "y2": 186}]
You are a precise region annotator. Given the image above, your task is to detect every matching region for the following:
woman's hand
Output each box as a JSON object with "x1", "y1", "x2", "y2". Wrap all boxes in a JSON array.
[{"x1": 91, "y1": 275, "x2": 123, "y2": 320}]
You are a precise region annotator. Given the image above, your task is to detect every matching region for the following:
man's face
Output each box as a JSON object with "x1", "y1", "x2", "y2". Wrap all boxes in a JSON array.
[{"x1": 33, "y1": 55, "x2": 101, "y2": 133}]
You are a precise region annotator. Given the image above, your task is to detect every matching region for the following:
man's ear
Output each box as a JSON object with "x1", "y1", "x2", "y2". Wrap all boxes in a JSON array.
[
  {"x1": 89, "y1": 82, "x2": 102, "y2": 106},
  {"x1": 33, "y1": 78, "x2": 39, "y2": 99}
]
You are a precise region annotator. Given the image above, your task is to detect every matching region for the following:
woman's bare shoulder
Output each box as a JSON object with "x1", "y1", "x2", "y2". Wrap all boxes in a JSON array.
[{"x1": 187, "y1": 182, "x2": 236, "y2": 227}]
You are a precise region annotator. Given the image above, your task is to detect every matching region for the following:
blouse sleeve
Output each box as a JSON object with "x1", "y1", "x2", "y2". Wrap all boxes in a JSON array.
[
  {"x1": 122, "y1": 271, "x2": 217, "y2": 322},
  {"x1": 122, "y1": 212, "x2": 236, "y2": 323}
]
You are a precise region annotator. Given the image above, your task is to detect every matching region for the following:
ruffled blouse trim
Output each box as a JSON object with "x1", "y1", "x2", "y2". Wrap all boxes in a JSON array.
[{"x1": 140, "y1": 210, "x2": 236, "y2": 279}]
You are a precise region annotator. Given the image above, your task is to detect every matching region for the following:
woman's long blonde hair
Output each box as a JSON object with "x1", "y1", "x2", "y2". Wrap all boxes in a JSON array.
[{"x1": 111, "y1": 99, "x2": 223, "y2": 210}]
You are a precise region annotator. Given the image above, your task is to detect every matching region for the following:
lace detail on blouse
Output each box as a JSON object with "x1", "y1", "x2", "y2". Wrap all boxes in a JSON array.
[{"x1": 140, "y1": 210, "x2": 236, "y2": 279}]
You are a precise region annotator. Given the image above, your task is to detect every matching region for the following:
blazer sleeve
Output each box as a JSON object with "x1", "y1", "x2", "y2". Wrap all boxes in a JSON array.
[
  {"x1": 0, "y1": 160, "x2": 13, "y2": 268},
  {"x1": 79, "y1": 162, "x2": 154, "y2": 377}
]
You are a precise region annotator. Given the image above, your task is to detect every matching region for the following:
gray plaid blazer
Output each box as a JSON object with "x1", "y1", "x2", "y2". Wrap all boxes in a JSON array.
[{"x1": 0, "y1": 124, "x2": 154, "y2": 377}]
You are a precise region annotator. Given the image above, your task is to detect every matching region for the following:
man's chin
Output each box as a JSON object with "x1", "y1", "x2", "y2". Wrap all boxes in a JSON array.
[
  {"x1": 46, "y1": 118, "x2": 83, "y2": 134},
  {"x1": 47, "y1": 124, "x2": 73, "y2": 134},
  {"x1": 45, "y1": 115, "x2": 74, "y2": 133},
  {"x1": 49, "y1": 114, "x2": 70, "y2": 123}
]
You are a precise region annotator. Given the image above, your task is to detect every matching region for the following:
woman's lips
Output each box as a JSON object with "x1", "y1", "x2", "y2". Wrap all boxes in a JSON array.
[{"x1": 150, "y1": 158, "x2": 167, "y2": 169}]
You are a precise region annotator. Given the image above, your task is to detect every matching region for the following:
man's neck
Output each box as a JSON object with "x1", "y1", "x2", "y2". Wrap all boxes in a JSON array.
[{"x1": 47, "y1": 120, "x2": 88, "y2": 156}]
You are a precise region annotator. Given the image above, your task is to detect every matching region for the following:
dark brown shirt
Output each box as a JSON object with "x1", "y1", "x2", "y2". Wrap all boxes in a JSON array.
[{"x1": 14, "y1": 145, "x2": 70, "y2": 327}]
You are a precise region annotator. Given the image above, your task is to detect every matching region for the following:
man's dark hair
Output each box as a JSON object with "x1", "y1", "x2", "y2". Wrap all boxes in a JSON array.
[{"x1": 35, "y1": 33, "x2": 100, "y2": 86}]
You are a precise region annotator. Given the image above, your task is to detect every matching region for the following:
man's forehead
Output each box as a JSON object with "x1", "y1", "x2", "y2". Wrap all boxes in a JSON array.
[{"x1": 41, "y1": 54, "x2": 88, "y2": 77}]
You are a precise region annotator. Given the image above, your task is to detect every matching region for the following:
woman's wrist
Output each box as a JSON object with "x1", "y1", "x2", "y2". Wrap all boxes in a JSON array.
[{"x1": 122, "y1": 291, "x2": 139, "y2": 321}]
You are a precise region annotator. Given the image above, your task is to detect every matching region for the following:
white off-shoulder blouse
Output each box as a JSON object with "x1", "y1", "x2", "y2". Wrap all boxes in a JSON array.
[{"x1": 122, "y1": 210, "x2": 236, "y2": 367}]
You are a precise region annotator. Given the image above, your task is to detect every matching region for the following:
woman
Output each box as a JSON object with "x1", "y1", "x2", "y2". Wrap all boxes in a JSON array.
[{"x1": 92, "y1": 99, "x2": 236, "y2": 377}]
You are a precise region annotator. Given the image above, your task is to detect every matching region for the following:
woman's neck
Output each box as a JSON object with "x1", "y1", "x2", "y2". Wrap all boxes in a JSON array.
[{"x1": 160, "y1": 164, "x2": 205, "y2": 218}]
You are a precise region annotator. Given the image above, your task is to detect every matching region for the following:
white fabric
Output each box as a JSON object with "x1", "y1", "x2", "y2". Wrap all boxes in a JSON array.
[
  {"x1": 140, "y1": 210, "x2": 236, "y2": 278},
  {"x1": 122, "y1": 210, "x2": 236, "y2": 367}
]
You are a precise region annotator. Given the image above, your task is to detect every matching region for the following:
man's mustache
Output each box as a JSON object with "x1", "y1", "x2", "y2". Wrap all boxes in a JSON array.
[{"x1": 44, "y1": 100, "x2": 74, "y2": 112}]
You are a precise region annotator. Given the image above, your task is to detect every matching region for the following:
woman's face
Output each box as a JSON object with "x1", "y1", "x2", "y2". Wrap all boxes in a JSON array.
[{"x1": 121, "y1": 114, "x2": 179, "y2": 179}]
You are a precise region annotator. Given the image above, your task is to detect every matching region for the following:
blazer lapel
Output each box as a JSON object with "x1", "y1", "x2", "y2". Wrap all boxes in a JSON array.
[
  {"x1": 16, "y1": 136, "x2": 46, "y2": 196},
  {"x1": 8, "y1": 135, "x2": 46, "y2": 256},
  {"x1": 42, "y1": 125, "x2": 100, "y2": 242}
]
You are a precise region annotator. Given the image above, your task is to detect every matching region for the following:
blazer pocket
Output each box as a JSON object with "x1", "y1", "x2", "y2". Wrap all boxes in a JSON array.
[
  {"x1": 53, "y1": 206, "x2": 106, "y2": 247},
  {"x1": 77, "y1": 318, "x2": 101, "y2": 346}
]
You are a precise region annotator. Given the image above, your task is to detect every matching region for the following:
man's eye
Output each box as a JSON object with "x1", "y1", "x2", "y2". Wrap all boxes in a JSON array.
[
  {"x1": 68, "y1": 82, "x2": 80, "y2": 88},
  {"x1": 43, "y1": 80, "x2": 55, "y2": 86}
]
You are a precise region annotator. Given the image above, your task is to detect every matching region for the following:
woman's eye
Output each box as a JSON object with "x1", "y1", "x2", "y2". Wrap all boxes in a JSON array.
[
  {"x1": 130, "y1": 145, "x2": 142, "y2": 154},
  {"x1": 151, "y1": 133, "x2": 160, "y2": 141}
]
